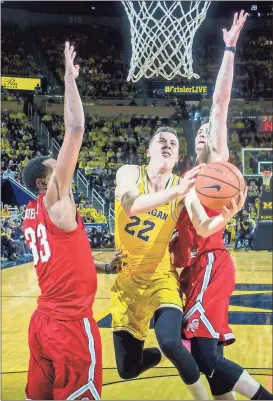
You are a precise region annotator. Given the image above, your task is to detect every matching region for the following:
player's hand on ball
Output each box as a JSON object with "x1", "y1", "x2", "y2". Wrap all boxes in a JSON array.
[
  {"x1": 222, "y1": 187, "x2": 248, "y2": 220},
  {"x1": 223, "y1": 10, "x2": 248, "y2": 47},
  {"x1": 109, "y1": 250, "x2": 124, "y2": 274},
  {"x1": 64, "y1": 41, "x2": 79, "y2": 79},
  {"x1": 177, "y1": 164, "x2": 205, "y2": 197}
]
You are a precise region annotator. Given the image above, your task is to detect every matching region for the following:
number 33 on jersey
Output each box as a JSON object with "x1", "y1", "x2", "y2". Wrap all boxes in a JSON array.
[
  {"x1": 25, "y1": 223, "x2": 51, "y2": 265},
  {"x1": 115, "y1": 166, "x2": 180, "y2": 274}
]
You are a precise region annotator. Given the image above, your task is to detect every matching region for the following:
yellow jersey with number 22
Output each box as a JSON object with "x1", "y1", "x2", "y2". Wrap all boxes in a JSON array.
[{"x1": 115, "y1": 165, "x2": 180, "y2": 278}]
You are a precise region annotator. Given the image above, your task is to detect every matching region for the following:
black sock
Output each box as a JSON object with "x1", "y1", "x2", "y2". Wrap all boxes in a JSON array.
[{"x1": 251, "y1": 385, "x2": 273, "y2": 400}]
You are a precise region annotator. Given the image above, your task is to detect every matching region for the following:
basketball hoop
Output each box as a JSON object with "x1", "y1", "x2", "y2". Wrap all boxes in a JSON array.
[
  {"x1": 261, "y1": 170, "x2": 272, "y2": 192},
  {"x1": 122, "y1": 1, "x2": 211, "y2": 82}
]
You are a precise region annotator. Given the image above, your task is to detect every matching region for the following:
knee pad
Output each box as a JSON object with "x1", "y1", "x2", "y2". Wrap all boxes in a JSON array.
[
  {"x1": 206, "y1": 375, "x2": 234, "y2": 396},
  {"x1": 212, "y1": 357, "x2": 243, "y2": 385},
  {"x1": 193, "y1": 352, "x2": 218, "y2": 377},
  {"x1": 203, "y1": 356, "x2": 244, "y2": 395},
  {"x1": 160, "y1": 339, "x2": 181, "y2": 358}
]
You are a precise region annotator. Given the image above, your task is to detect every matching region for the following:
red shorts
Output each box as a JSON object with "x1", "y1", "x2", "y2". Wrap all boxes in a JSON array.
[
  {"x1": 26, "y1": 310, "x2": 102, "y2": 400},
  {"x1": 180, "y1": 249, "x2": 236, "y2": 345}
]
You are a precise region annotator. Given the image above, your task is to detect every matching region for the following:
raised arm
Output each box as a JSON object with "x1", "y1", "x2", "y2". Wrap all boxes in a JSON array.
[
  {"x1": 205, "y1": 10, "x2": 248, "y2": 160},
  {"x1": 116, "y1": 164, "x2": 203, "y2": 216},
  {"x1": 46, "y1": 42, "x2": 85, "y2": 204},
  {"x1": 184, "y1": 187, "x2": 247, "y2": 238},
  {"x1": 56, "y1": 42, "x2": 85, "y2": 195}
]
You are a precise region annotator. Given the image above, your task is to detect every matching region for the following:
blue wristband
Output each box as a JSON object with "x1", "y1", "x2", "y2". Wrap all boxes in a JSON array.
[
  {"x1": 105, "y1": 263, "x2": 111, "y2": 274},
  {"x1": 225, "y1": 46, "x2": 236, "y2": 53}
]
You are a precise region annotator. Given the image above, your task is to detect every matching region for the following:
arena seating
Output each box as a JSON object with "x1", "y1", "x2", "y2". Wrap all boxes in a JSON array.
[
  {"x1": 33, "y1": 24, "x2": 136, "y2": 98},
  {"x1": 26, "y1": 23, "x2": 272, "y2": 99},
  {"x1": 1, "y1": 23, "x2": 41, "y2": 78},
  {"x1": 1, "y1": 18, "x2": 272, "y2": 256},
  {"x1": 1, "y1": 110, "x2": 111, "y2": 262},
  {"x1": 1, "y1": 110, "x2": 46, "y2": 184},
  {"x1": 40, "y1": 111, "x2": 191, "y2": 200},
  {"x1": 1, "y1": 203, "x2": 113, "y2": 262},
  {"x1": 192, "y1": 33, "x2": 273, "y2": 99},
  {"x1": 2, "y1": 19, "x2": 272, "y2": 99}
]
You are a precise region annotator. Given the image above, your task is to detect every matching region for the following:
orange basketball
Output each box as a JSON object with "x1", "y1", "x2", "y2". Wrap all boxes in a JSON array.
[{"x1": 195, "y1": 162, "x2": 246, "y2": 210}]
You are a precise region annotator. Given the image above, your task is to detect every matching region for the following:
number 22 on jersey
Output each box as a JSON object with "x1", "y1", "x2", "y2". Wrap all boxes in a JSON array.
[
  {"x1": 25, "y1": 223, "x2": 51, "y2": 266},
  {"x1": 125, "y1": 216, "x2": 155, "y2": 242}
]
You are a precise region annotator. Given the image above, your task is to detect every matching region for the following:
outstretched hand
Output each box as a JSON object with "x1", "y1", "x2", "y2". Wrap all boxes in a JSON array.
[
  {"x1": 176, "y1": 164, "x2": 206, "y2": 198},
  {"x1": 64, "y1": 41, "x2": 79, "y2": 79},
  {"x1": 222, "y1": 10, "x2": 248, "y2": 47}
]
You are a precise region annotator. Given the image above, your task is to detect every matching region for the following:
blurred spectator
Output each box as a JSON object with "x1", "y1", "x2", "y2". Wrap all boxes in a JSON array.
[
  {"x1": 1, "y1": 225, "x2": 19, "y2": 261},
  {"x1": 101, "y1": 229, "x2": 114, "y2": 248},
  {"x1": 84, "y1": 211, "x2": 95, "y2": 223},
  {"x1": 88, "y1": 227, "x2": 114, "y2": 249},
  {"x1": 2, "y1": 205, "x2": 11, "y2": 219},
  {"x1": 3, "y1": 166, "x2": 16, "y2": 179},
  {"x1": 224, "y1": 217, "x2": 237, "y2": 244},
  {"x1": 234, "y1": 211, "x2": 256, "y2": 250},
  {"x1": 247, "y1": 180, "x2": 260, "y2": 202},
  {"x1": 8, "y1": 226, "x2": 25, "y2": 256}
]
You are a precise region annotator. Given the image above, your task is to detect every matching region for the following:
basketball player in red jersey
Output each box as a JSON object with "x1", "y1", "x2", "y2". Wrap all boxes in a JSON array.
[
  {"x1": 22, "y1": 42, "x2": 109, "y2": 401},
  {"x1": 171, "y1": 10, "x2": 273, "y2": 401}
]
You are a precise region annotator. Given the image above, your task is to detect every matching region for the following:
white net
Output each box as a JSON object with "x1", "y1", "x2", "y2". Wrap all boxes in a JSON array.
[
  {"x1": 261, "y1": 171, "x2": 272, "y2": 191},
  {"x1": 122, "y1": 0, "x2": 211, "y2": 82}
]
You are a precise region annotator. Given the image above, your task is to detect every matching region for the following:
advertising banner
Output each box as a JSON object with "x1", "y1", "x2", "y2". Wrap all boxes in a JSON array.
[
  {"x1": 258, "y1": 177, "x2": 272, "y2": 222},
  {"x1": 84, "y1": 223, "x2": 108, "y2": 233},
  {"x1": 1, "y1": 76, "x2": 41, "y2": 91},
  {"x1": 154, "y1": 82, "x2": 213, "y2": 97}
]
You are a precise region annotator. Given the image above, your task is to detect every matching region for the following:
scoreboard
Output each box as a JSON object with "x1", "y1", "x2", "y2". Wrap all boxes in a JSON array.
[{"x1": 257, "y1": 115, "x2": 273, "y2": 133}]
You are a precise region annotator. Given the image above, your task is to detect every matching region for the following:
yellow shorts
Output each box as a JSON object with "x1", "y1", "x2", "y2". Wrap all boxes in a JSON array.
[{"x1": 111, "y1": 270, "x2": 183, "y2": 340}]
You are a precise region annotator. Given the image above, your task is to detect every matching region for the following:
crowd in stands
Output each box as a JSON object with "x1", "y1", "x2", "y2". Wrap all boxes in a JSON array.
[
  {"x1": 227, "y1": 118, "x2": 273, "y2": 173},
  {"x1": 1, "y1": 106, "x2": 270, "y2": 260},
  {"x1": 33, "y1": 24, "x2": 136, "y2": 98},
  {"x1": 1, "y1": 18, "x2": 272, "y2": 259},
  {"x1": 41, "y1": 109, "x2": 272, "y2": 188},
  {"x1": 31, "y1": 23, "x2": 272, "y2": 100},
  {"x1": 2, "y1": 19, "x2": 272, "y2": 99},
  {"x1": 224, "y1": 202, "x2": 260, "y2": 250},
  {"x1": 193, "y1": 33, "x2": 273, "y2": 99},
  {"x1": 234, "y1": 35, "x2": 273, "y2": 99},
  {"x1": 41, "y1": 112, "x2": 190, "y2": 199},
  {"x1": 1, "y1": 24, "x2": 42, "y2": 78},
  {"x1": 1, "y1": 201, "x2": 113, "y2": 262},
  {"x1": 1, "y1": 204, "x2": 28, "y2": 261},
  {"x1": 1, "y1": 110, "x2": 47, "y2": 183}
]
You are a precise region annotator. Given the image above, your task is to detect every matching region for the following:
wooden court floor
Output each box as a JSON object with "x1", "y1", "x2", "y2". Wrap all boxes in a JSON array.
[{"x1": 1, "y1": 250, "x2": 272, "y2": 400}]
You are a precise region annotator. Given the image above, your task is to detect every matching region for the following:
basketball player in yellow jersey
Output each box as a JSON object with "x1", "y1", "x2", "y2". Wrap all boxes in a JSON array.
[{"x1": 112, "y1": 126, "x2": 245, "y2": 400}]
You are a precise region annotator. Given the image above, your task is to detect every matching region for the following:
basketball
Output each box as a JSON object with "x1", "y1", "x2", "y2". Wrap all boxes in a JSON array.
[{"x1": 195, "y1": 162, "x2": 246, "y2": 210}]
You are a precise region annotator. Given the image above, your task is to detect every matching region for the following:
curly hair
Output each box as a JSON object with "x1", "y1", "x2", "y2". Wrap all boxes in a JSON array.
[{"x1": 22, "y1": 156, "x2": 51, "y2": 194}]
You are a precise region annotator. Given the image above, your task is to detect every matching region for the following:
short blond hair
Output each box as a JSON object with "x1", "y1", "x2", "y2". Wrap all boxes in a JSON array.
[{"x1": 149, "y1": 126, "x2": 178, "y2": 146}]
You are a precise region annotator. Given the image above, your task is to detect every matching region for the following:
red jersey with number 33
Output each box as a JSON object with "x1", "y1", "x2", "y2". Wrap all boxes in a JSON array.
[
  {"x1": 23, "y1": 193, "x2": 97, "y2": 320},
  {"x1": 172, "y1": 166, "x2": 225, "y2": 268}
]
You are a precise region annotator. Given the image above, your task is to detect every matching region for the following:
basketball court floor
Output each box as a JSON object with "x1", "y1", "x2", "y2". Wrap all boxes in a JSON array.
[{"x1": 1, "y1": 250, "x2": 272, "y2": 400}]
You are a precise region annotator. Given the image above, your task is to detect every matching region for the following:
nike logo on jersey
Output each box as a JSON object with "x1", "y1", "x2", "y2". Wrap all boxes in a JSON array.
[{"x1": 202, "y1": 185, "x2": 221, "y2": 192}]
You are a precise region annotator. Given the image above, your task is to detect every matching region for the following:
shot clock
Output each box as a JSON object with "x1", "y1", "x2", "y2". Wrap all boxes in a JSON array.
[{"x1": 257, "y1": 115, "x2": 273, "y2": 132}]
